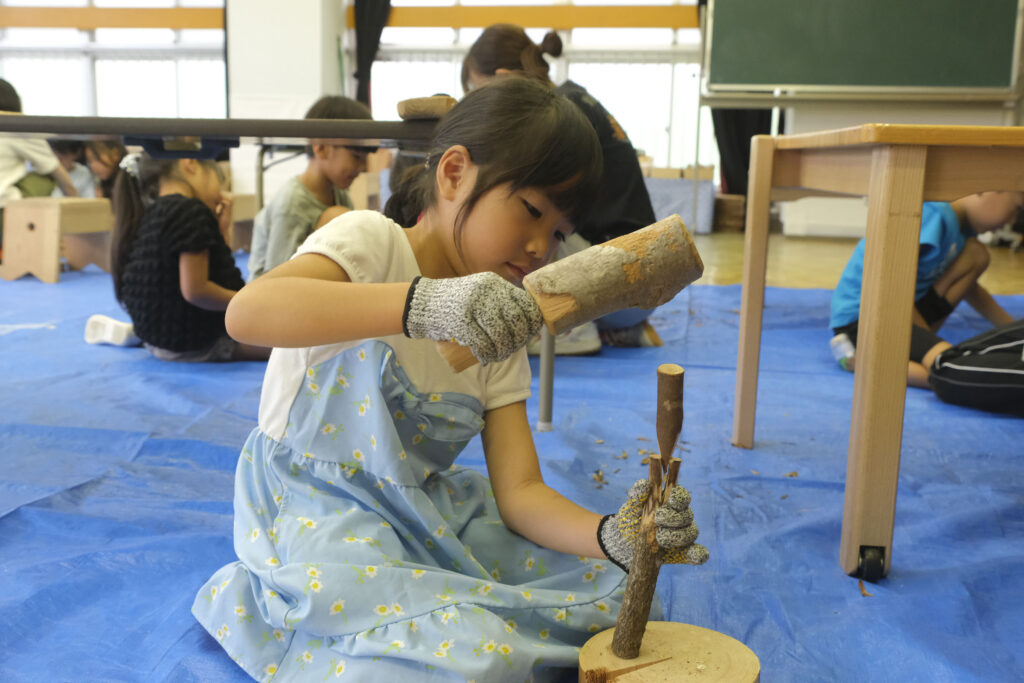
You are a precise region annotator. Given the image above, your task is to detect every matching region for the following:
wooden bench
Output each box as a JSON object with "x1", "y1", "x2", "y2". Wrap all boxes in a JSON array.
[
  {"x1": 732, "y1": 124, "x2": 1024, "y2": 580},
  {"x1": 0, "y1": 197, "x2": 114, "y2": 283},
  {"x1": 0, "y1": 193, "x2": 260, "y2": 282}
]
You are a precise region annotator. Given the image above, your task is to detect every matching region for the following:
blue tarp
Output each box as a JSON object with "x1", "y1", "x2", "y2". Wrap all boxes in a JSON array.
[{"x1": 1, "y1": 258, "x2": 1022, "y2": 682}]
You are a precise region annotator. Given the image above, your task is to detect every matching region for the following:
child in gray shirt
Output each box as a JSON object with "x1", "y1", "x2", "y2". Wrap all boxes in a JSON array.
[{"x1": 248, "y1": 96, "x2": 373, "y2": 280}]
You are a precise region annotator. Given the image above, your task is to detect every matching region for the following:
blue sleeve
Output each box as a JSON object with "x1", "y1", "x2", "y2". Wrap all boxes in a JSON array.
[
  {"x1": 916, "y1": 203, "x2": 947, "y2": 265},
  {"x1": 829, "y1": 239, "x2": 866, "y2": 329},
  {"x1": 915, "y1": 202, "x2": 964, "y2": 298}
]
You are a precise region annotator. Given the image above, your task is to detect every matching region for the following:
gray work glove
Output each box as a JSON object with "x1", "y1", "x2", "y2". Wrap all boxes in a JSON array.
[
  {"x1": 597, "y1": 479, "x2": 709, "y2": 572},
  {"x1": 402, "y1": 273, "x2": 543, "y2": 365}
]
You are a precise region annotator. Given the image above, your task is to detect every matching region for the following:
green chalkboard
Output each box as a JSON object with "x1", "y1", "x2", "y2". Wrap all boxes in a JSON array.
[{"x1": 707, "y1": 0, "x2": 1020, "y2": 90}]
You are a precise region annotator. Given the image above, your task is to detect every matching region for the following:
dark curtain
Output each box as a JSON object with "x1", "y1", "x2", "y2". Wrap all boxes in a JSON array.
[
  {"x1": 710, "y1": 109, "x2": 782, "y2": 196},
  {"x1": 354, "y1": 0, "x2": 391, "y2": 107}
]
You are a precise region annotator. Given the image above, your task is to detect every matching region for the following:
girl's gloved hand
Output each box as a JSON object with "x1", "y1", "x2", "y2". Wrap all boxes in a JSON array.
[
  {"x1": 402, "y1": 273, "x2": 543, "y2": 365},
  {"x1": 597, "y1": 479, "x2": 709, "y2": 572}
]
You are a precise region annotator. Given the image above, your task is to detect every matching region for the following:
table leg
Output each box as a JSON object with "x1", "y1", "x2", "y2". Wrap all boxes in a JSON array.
[
  {"x1": 839, "y1": 144, "x2": 926, "y2": 578},
  {"x1": 536, "y1": 326, "x2": 555, "y2": 432},
  {"x1": 732, "y1": 135, "x2": 775, "y2": 448}
]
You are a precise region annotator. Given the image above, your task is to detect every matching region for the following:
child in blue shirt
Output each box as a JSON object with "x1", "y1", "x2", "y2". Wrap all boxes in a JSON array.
[{"x1": 830, "y1": 191, "x2": 1022, "y2": 388}]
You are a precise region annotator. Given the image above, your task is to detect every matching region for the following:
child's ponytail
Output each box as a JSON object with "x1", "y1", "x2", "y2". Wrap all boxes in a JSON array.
[{"x1": 110, "y1": 154, "x2": 177, "y2": 303}]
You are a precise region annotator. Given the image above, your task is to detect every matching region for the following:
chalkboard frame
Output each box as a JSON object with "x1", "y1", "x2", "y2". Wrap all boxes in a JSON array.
[{"x1": 703, "y1": 0, "x2": 1024, "y2": 96}]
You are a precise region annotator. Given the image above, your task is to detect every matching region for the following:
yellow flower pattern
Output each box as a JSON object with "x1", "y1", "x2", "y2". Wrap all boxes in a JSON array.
[{"x1": 194, "y1": 341, "x2": 624, "y2": 681}]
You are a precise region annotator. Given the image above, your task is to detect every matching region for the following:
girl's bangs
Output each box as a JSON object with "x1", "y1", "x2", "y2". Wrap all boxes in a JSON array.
[{"x1": 498, "y1": 100, "x2": 602, "y2": 229}]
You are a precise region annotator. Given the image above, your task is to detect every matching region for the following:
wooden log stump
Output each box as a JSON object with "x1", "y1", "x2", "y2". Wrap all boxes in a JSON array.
[{"x1": 579, "y1": 621, "x2": 760, "y2": 682}]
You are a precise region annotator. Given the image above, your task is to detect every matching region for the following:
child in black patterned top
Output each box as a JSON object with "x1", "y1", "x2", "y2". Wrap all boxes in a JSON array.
[{"x1": 86, "y1": 154, "x2": 270, "y2": 362}]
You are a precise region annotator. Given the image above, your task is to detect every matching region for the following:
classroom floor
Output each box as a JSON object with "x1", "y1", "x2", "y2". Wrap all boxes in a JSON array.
[{"x1": 1, "y1": 235, "x2": 1023, "y2": 682}]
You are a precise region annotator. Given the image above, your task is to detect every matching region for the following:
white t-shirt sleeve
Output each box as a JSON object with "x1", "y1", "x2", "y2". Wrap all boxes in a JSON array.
[
  {"x1": 482, "y1": 349, "x2": 532, "y2": 411},
  {"x1": 294, "y1": 210, "x2": 401, "y2": 284},
  {"x1": 12, "y1": 138, "x2": 59, "y2": 176}
]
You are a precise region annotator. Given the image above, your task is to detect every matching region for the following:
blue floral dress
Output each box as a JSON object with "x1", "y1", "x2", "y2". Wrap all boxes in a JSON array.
[{"x1": 192, "y1": 213, "x2": 627, "y2": 682}]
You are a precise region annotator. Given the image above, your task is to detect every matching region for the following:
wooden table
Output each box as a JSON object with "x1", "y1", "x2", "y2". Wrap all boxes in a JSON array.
[{"x1": 731, "y1": 124, "x2": 1024, "y2": 579}]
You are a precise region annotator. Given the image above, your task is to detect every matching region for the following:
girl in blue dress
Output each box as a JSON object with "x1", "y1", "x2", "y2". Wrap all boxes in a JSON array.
[{"x1": 193, "y1": 77, "x2": 707, "y2": 682}]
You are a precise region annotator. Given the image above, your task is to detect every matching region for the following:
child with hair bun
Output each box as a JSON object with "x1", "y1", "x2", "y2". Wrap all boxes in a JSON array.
[{"x1": 462, "y1": 24, "x2": 662, "y2": 353}]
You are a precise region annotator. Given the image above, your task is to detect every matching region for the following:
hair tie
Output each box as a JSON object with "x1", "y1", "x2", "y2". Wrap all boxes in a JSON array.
[{"x1": 118, "y1": 152, "x2": 141, "y2": 180}]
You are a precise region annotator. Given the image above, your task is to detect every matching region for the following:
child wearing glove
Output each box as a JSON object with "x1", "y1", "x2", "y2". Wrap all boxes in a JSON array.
[{"x1": 193, "y1": 78, "x2": 706, "y2": 682}]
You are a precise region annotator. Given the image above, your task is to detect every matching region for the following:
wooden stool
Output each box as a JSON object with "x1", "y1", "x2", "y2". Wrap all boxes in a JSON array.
[
  {"x1": 579, "y1": 622, "x2": 760, "y2": 682},
  {"x1": 0, "y1": 197, "x2": 113, "y2": 283}
]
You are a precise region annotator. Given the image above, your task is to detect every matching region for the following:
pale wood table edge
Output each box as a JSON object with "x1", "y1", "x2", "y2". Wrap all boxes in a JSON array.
[{"x1": 775, "y1": 123, "x2": 1024, "y2": 150}]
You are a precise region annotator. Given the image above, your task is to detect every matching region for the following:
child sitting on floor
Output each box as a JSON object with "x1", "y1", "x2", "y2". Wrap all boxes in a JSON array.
[
  {"x1": 193, "y1": 78, "x2": 706, "y2": 682},
  {"x1": 85, "y1": 154, "x2": 269, "y2": 362},
  {"x1": 84, "y1": 140, "x2": 126, "y2": 200},
  {"x1": 830, "y1": 191, "x2": 1023, "y2": 388},
  {"x1": 461, "y1": 24, "x2": 662, "y2": 354},
  {"x1": 49, "y1": 139, "x2": 96, "y2": 198},
  {"x1": 247, "y1": 95, "x2": 373, "y2": 280}
]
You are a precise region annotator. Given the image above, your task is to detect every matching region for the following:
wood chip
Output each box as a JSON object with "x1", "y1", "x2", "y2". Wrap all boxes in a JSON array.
[
  {"x1": 614, "y1": 450, "x2": 629, "y2": 460},
  {"x1": 750, "y1": 470, "x2": 760, "y2": 475},
  {"x1": 636, "y1": 437, "x2": 649, "y2": 441},
  {"x1": 637, "y1": 449, "x2": 649, "y2": 456},
  {"x1": 640, "y1": 457, "x2": 650, "y2": 465},
  {"x1": 784, "y1": 471, "x2": 799, "y2": 478},
  {"x1": 592, "y1": 470, "x2": 605, "y2": 484},
  {"x1": 858, "y1": 580, "x2": 873, "y2": 597},
  {"x1": 594, "y1": 439, "x2": 604, "y2": 444},
  {"x1": 780, "y1": 494, "x2": 788, "y2": 500},
  {"x1": 612, "y1": 468, "x2": 620, "y2": 474}
]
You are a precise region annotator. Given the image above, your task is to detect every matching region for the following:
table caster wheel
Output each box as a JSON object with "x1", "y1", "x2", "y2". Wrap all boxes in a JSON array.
[{"x1": 857, "y1": 546, "x2": 885, "y2": 582}]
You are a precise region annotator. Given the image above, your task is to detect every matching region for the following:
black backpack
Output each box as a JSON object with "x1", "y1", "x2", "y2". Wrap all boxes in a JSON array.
[{"x1": 929, "y1": 319, "x2": 1024, "y2": 416}]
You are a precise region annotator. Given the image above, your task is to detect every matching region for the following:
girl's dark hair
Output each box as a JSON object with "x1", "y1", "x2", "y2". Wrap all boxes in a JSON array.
[
  {"x1": 110, "y1": 155, "x2": 216, "y2": 303},
  {"x1": 384, "y1": 77, "x2": 601, "y2": 246},
  {"x1": 49, "y1": 139, "x2": 85, "y2": 159},
  {"x1": 304, "y1": 95, "x2": 373, "y2": 157},
  {"x1": 0, "y1": 78, "x2": 22, "y2": 113},
  {"x1": 85, "y1": 140, "x2": 127, "y2": 161},
  {"x1": 305, "y1": 95, "x2": 372, "y2": 120},
  {"x1": 86, "y1": 140, "x2": 128, "y2": 197},
  {"x1": 461, "y1": 24, "x2": 562, "y2": 93}
]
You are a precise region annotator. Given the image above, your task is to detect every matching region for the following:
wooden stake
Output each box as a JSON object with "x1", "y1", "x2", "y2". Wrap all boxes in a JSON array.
[
  {"x1": 647, "y1": 454, "x2": 663, "y2": 505},
  {"x1": 665, "y1": 457, "x2": 682, "y2": 499},
  {"x1": 609, "y1": 365, "x2": 686, "y2": 659},
  {"x1": 656, "y1": 364, "x2": 684, "y2": 467},
  {"x1": 610, "y1": 506, "x2": 659, "y2": 659}
]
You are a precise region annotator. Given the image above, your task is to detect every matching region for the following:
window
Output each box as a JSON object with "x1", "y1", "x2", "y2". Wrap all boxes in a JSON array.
[
  {"x1": 0, "y1": 0, "x2": 226, "y2": 117},
  {"x1": 369, "y1": 5, "x2": 717, "y2": 172}
]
